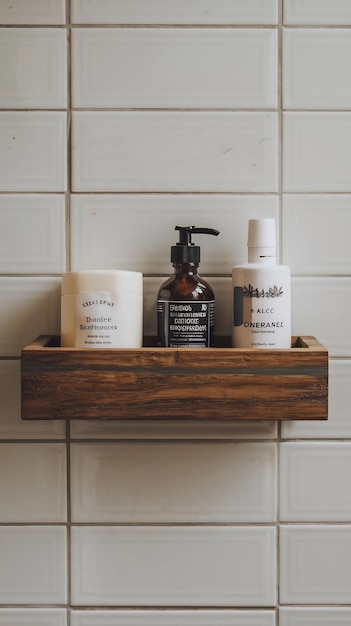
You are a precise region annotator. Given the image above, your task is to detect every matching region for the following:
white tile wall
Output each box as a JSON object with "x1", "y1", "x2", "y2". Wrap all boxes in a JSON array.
[
  {"x1": 0, "y1": 1, "x2": 350, "y2": 622},
  {"x1": 0, "y1": 112, "x2": 67, "y2": 192},
  {"x1": 0, "y1": 443, "x2": 66, "y2": 522},
  {"x1": 0, "y1": 195, "x2": 66, "y2": 274},
  {"x1": 71, "y1": 526, "x2": 276, "y2": 606},
  {"x1": 282, "y1": 195, "x2": 351, "y2": 275},
  {"x1": 71, "y1": 442, "x2": 276, "y2": 523},
  {"x1": 71, "y1": 611, "x2": 276, "y2": 626},
  {"x1": 0, "y1": 609, "x2": 67, "y2": 626},
  {"x1": 72, "y1": 28, "x2": 277, "y2": 109},
  {"x1": 280, "y1": 525, "x2": 351, "y2": 604},
  {"x1": 283, "y1": 29, "x2": 351, "y2": 109},
  {"x1": 0, "y1": 526, "x2": 67, "y2": 603},
  {"x1": 72, "y1": 112, "x2": 278, "y2": 192},
  {"x1": 71, "y1": 0, "x2": 278, "y2": 25},
  {"x1": 70, "y1": 417, "x2": 278, "y2": 440},
  {"x1": 279, "y1": 607, "x2": 351, "y2": 626},
  {"x1": 280, "y1": 442, "x2": 351, "y2": 521},
  {"x1": 284, "y1": 0, "x2": 351, "y2": 25},
  {"x1": 71, "y1": 194, "x2": 278, "y2": 274},
  {"x1": 283, "y1": 112, "x2": 351, "y2": 192},
  {"x1": 0, "y1": 0, "x2": 66, "y2": 24},
  {"x1": 0, "y1": 28, "x2": 67, "y2": 108},
  {"x1": 292, "y1": 277, "x2": 351, "y2": 357}
]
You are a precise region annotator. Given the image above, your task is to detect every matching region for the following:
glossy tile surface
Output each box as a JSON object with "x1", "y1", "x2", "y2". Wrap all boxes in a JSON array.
[
  {"x1": 72, "y1": 112, "x2": 278, "y2": 192},
  {"x1": 282, "y1": 195, "x2": 351, "y2": 275},
  {"x1": 71, "y1": 610, "x2": 276, "y2": 626},
  {"x1": 292, "y1": 277, "x2": 351, "y2": 357},
  {"x1": 279, "y1": 607, "x2": 351, "y2": 626},
  {"x1": 0, "y1": 443, "x2": 66, "y2": 522},
  {"x1": 70, "y1": 418, "x2": 278, "y2": 440},
  {"x1": 71, "y1": 442, "x2": 276, "y2": 522},
  {"x1": 284, "y1": 0, "x2": 351, "y2": 25},
  {"x1": 280, "y1": 525, "x2": 351, "y2": 604},
  {"x1": 71, "y1": 0, "x2": 278, "y2": 24},
  {"x1": 283, "y1": 29, "x2": 351, "y2": 109},
  {"x1": 0, "y1": 0, "x2": 65, "y2": 24},
  {"x1": 70, "y1": 194, "x2": 278, "y2": 274},
  {"x1": 0, "y1": 28, "x2": 67, "y2": 108},
  {"x1": 0, "y1": 195, "x2": 65, "y2": 274},
  {"x1": 0, "y1": 526, "x2": 67, "y2": 603},
  {"x1": 0, "y1": 609, "x2": 67, "y2": 626},
  {"x1": 283, "y1": 112, "x2": 351, "y2": 192},
  {"x1": 72, "y1": 28, "x2": 277, "y2": 109},
  {"x1": 71, "y1": 526, "x2": 276, "y2": 606},
  {"x1": 280, "y1": 443, "x2": 351, "y2": 521},
  {"x1": 0, "y1": 112, "x2": 66, "y2": 192}
]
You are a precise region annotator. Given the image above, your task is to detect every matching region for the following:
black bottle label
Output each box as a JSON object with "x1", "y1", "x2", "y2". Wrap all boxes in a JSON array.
[{"x1": 157, "y1": 300, "x2": 215, "y2": 347}]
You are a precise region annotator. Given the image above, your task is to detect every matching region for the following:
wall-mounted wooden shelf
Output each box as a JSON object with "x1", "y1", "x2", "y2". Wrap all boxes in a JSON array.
[{"x1": 21, "y1": 335, "x2": 328, "y2": 421}]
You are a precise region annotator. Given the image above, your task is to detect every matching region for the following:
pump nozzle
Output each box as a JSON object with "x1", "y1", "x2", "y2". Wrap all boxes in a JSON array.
[
  {"x1": 171, "y1": 225, "x2": 220, "y2": 264},
  {"x1": 175, "y1": 225, "x2": 220, "y2": 245}
]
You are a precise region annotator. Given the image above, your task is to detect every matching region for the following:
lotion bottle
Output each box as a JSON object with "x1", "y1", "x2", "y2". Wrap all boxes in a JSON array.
[
  {"x1": 157, "y1": 225, "x2": 219, "y2": 348},
  {"x1": 232, "y1": 219, "x2": 291, "y2": 349}
]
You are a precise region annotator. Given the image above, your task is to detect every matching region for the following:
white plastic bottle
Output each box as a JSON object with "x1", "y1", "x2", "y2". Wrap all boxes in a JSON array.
[{"x1": 232, "y1": 219, "x2": 291, "y2": 349}]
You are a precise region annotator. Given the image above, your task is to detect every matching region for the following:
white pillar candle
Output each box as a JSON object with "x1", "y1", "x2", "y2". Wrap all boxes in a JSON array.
[{"x1": 61, "y1": 270, "x2": 143, "y2": 348}]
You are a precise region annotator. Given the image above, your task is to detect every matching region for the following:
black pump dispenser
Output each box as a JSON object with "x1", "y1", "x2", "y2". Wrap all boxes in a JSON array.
[
  {"x1": 157, "y1": 224, "x2": 220, "y2": 348},
  {"x1": 171, "y1": 226, "x2": 220, "y2": 265}
]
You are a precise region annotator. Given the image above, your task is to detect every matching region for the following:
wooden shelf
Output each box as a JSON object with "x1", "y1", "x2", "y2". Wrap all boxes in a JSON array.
[{"x1": 21, "y1": 335, "x2": 328, "y2": 421}]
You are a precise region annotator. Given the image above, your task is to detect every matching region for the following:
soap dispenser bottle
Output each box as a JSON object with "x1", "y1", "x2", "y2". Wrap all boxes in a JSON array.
[
  {"x1": 232, "y1": 218, "x2": 291, "y2": 349},
  {"x1": 157, "y1": 225, "x2": 220, "y2": 348}
]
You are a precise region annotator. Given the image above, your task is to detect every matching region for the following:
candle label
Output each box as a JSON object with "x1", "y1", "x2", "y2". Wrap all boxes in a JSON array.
[{"x1": 75, "y1": 291, "x2": 120, "y2": 348}]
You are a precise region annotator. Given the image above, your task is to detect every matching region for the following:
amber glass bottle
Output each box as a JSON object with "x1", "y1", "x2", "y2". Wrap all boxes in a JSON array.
[{"x1": 157, "y1": 225, "x2": 219, "y2": 347}]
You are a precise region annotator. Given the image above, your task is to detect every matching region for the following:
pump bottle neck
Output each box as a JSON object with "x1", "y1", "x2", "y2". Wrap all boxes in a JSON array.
[
  {"x1": 173, "y1": 263, "x2": 199, "y2": 275},
  {"x1": 248, "y1": 246, "x2": 276, "y2": 264}
]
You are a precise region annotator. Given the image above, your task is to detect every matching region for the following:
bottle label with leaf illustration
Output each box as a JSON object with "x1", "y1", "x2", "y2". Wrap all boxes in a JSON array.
[{"x1": 233, "y1": 272, "x2": 291, "y2": 348}]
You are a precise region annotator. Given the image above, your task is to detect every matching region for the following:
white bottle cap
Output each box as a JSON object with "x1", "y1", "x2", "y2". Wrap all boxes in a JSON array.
[{"x1": 247, "y1": 219, "x2": 276, "y2": 248}]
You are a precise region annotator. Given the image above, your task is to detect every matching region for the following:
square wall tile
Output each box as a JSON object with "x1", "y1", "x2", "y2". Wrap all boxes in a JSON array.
[
  {"x1": 284, "y1": 0, "x2": 351, "y2": 25},
  {"x1": 0, "y1": 526, "x2": 67, "y2": 603},
  {"x1": 282, "y1": 359, "x2": 351, "y2": 439},
  {"x1": 71, "y1": 526, "x2": 276, "y2": 606},
  {"x1": 0, "y1": 361, "x2": 65, "y2": 439},
  {"x1": 280, "y1": 607, "x2": 351, "y2": 626},
  {"x1": 70, "y1": 194, "x2": 278, "y2": 274},
  {"x1": 0, "y1": 609, "x2": 66, "y2": 626},
  {"x1": 0, "y1": 29, "x2": 67, "y2": 108},
  {"x1": 0, "y1": 0, "x2": 65, "y2": 24},
  {"x1": 71, "y1": 0, "x2": 278, "y2": 24},
  {"x1": 0, "y1": 195, "x2": 66, "y2": 274},
  {"x1": 71, "y1": 442, "x2": 277, "y2": 523},
  {"x1": 282, "y1": 195, "x2": 351, "y2": 275},
  {"x1": 0, "y1": 443, "x2": 66, "y2": 522},
  {"x1": 0, "y1": 277, "x2": 60, "y2": 356},
  {"x1": 283, "y1": 112, "x2": 351, "y2": 192},
  {"x1": 72, "y1": 112, "x2": 278, "y2": 192},
  {"x1": 70, "y1": 418, "x2": 277, "y2": 440},
  {"x1": 292, "y1": 277, "x2": 351, "y2": 357},
  {"x1": 283, "y1": 29, "x2": 351, "y2": 109},
  {"x1": 72, "y1": 28, "x2": 277, "y2": 109},
  {"x1": 71, "y1": 610, "x2": 276, "y2": 626},
  {"x1": 280, "y1": 443, "x2": 351, "y2": 521},
  {"x1": 0, "y1": 112, "x2": 66, "y2": 192},
  {"x1": 280, "y1": 525, "x2": 351, "y2": 604}
]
